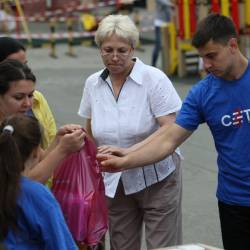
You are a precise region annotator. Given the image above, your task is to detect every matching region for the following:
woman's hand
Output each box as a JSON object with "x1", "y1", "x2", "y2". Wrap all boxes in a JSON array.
[
  {"x1": 57, "y1": 124, "x2": 83, "y2": 136},
  {"x1": 97, "y1": 145, "x2": 128, "y2": 157},
  {"x1": 56, "y1": 125, "x2": 86, "y2": 155}
]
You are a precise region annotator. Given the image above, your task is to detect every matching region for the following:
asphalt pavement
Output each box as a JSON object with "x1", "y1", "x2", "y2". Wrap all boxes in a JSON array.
[{"x1": 27, "y1": 43, "x2": 223, "y2": 249}]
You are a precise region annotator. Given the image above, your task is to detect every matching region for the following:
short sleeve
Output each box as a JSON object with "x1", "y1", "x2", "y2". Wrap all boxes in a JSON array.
[
  {"x1": 78, "y1": 78, "x2": 92, "y2": 119},
  {"x1": 39, "y1": 197, "x2": 77, "y2": 250},
  {"x1": 148, "y1": 75, "x2": 182, "y2": 118},
  {"x1": 19, "y1": 180, "x2": 77, "y2": 250},
  {"x1": 176, "y1": 85, "x2": 205, "y2": 131}
]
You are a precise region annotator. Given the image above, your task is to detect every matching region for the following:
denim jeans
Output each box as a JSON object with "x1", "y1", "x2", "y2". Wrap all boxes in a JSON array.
[{"x1": 152, "y1": 26, "x2": 162, "y2": 67}]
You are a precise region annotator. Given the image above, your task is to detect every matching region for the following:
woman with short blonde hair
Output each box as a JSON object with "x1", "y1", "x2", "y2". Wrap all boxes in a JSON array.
[{"x1": 79, "y1": 14, "x2": 182, "y2": 250}]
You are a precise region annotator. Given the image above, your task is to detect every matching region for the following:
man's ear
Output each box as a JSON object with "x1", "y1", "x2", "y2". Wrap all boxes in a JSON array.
[{"x1": 228, "y1": 37, "x2": 238, "y2": 52}]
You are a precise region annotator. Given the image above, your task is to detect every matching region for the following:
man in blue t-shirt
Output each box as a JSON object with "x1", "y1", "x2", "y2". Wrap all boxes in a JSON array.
[{"x1": 98, "y1": 13, "x2": 250, "y2": 250}]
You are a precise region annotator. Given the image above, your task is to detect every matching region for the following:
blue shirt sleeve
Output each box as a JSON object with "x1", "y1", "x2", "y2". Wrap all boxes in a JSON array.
[
  {"x1": 19, "y1": 178, "x2": 78, "y2": 250},
  {"x1": 176, "y1": 83, "x2": 206, "y2": 131},
  {"x1": 34, "y1": 195, "x2": 75, "y2": 249}
]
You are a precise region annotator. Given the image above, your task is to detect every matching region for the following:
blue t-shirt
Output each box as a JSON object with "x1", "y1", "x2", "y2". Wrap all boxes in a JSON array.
[
  {"x1": 176, "y1": 61, "x2": 250, "y2": 206},
  {"x1": 4, "y1": 177, "x2": 77, "y2": 250}
]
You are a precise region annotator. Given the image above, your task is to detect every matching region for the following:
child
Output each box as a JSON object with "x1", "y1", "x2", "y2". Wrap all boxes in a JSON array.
[{"x1": 0, "y1": 115, "x2": 77, "y2": 250}]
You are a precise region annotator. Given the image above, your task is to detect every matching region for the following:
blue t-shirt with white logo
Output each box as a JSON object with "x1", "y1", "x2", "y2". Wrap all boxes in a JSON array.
[{"x1": 176, "y1": 60, "x2": 250, "y2": 206}]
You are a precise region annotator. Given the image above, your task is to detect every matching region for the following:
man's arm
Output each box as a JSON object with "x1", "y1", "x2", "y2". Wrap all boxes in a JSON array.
[
  {"x1": 98, "y1": 123, "x2": 192, "y2": 171},
  {"x1": 98, "y1": 113, "x2": 176, "y2": 156},
  {"x1": 128, "y1": 113, "x2": 176, "y2": 152}
]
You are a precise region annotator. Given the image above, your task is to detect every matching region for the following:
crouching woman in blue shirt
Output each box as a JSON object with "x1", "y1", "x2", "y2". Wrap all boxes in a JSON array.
[{"x1": 0, "y1": 115, "x2": 77, "y2": 250}]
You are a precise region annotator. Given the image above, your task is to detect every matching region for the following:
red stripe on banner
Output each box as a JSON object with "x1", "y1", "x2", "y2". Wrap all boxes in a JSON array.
[
  {"x1": 231, "y1": 0, "x2": 240, "y2": 32},
  {"x1": 211, "y1": 0, "x2": 220, "y2": 13},
  {"x1": 20, "y1": 0, "x2": 116, "y2": 19},
  {"x1": 189, "y1": 0, "x2": 196, "y2": 36},
  {"x1": 0, "y1": 26, "x2": 154, "y2": 41},
  {"x1": 178, "y1": 0, "x2": 184, "y2": 39}
]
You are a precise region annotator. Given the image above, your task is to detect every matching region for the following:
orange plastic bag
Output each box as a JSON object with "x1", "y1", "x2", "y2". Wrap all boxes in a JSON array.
[{"x1": 51, "y1": 136, "x2": 108, "y2": 246}]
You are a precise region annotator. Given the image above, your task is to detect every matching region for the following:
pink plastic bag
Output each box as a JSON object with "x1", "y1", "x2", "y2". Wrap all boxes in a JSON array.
[{"x1": 51, "y1": 136, "x2": 108, "y2": 245}]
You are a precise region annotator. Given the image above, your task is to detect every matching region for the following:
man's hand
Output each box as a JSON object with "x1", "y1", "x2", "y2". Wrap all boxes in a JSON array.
[
  {"x1": 97, "y1": 145, "x2": 128, "y2": 157},
  {"x1": 96, "y1": 153, "x2": 127, "y2": 172}
]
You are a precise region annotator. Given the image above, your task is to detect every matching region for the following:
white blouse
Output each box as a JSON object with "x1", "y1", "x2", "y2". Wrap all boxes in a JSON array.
[{"x1": 78, "y1": 58, "x2": 182, "y2": 198}]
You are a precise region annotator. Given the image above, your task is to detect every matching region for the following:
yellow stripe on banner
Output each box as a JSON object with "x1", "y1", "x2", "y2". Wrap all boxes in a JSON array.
[
  {"x1": 221, "y1": 0, "x2": 230, "y2": 17},
  {"x1": 169, "y1": 22, "x2": 177, "y2": 74},
  {"x1": 179, "y1": 42, "x2": 195, "y2": 51},
  {"x1": 245, "y1": 0, "x2": 250, "y2": 25},
  {"x1": 183, "y1": 0, "x2": 190, "y2": 40},
  {"x1": 14, "y1": 0, "x2": 32, "y2": 44}
]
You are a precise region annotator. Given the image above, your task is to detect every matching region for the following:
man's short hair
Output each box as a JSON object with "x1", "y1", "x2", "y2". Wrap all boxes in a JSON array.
[{"x1": 192, "y1": 13, "x2": 238, "y2": 48}]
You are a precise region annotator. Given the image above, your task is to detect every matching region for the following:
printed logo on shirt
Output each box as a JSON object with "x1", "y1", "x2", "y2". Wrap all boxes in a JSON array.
[{"x1": 221, "y1": 108, "x2": 250, "y2": 127}]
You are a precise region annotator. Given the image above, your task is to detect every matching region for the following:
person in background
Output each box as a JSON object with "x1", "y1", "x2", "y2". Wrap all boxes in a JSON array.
[
  {"x1": 0, "y1": 36, "x2": 56, "y2": 149},
  {"x1": 151, "y1": 0, "x2": 174, "y2": 67},
  {"x1": 0, "y1": 2, "x2": 16, "y2": 33},
  {"x1": 78, "y1": 14, "x2": 182, "y2": 250},
  {"x1": 0, "y1": 115, "x2": 77, "y2": 250},
  {"x1": 0, "y1": 59, "x2": 85, "y2": 184},
  {"x1": 99, "y1": 13, "x2": 250, "y2": 250}
]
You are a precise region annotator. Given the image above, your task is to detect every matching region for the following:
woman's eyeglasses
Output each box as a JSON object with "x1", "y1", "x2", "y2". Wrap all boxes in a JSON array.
[{"x1": 100, "y1": 47, "x2": 132, "y2": 58}]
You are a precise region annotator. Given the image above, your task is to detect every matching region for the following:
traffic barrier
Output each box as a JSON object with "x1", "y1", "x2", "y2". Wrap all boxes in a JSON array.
[
  {"x1": 66, "y1": 16, "x2": 76, "y2": 57},
  {"x1": 49, "y1": 18, "x2": 57, "y2": 58},
  {"x1": 245, "y1": 0, "x2": 250, "y2": 25},
  {"x1": 161, "y1": 22, "x2": 177, "y2": 75},
  {"x1": 0, "y1": 30, "x2": 96, "y2": 40},
  {"x1": 133, "y1": 9, "x2": 144, "y2": 52},
  {"x1": 1, "y1": 0, "x2": 118, "y2": 23},
  {"x1": 11, "y1": 0, "x2": 32, "y2": 45},
  {"x1": 36, "y1": 0, "x2": 117, "y2": 18}
]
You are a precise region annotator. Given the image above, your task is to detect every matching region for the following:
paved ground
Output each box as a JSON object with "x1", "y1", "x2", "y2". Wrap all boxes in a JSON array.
[{"x1": 27, "y1": 43, "x2": 223, "y2": 249}]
